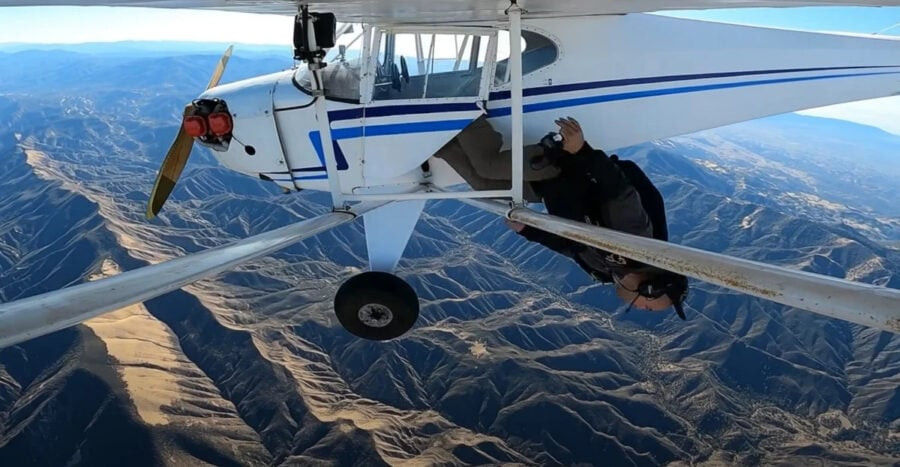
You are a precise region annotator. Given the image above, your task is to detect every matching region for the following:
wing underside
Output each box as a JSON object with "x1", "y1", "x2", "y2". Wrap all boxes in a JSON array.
[{"x1": 1, "y1": 0, "x2": 899, "y2": 23}]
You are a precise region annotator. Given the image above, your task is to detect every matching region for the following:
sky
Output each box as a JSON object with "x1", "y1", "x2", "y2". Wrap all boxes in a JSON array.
[{"x1": 0, "y1": 5, "x2": 897, "y2": 134}]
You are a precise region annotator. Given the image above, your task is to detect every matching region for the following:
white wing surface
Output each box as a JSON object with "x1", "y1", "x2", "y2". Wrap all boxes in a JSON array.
[
  {"x1": 0, "y1": 202, "x2": 384, "y2": 348},
  {"x1": 0, "y1": 0, "x2": 899, "y2": 22}
]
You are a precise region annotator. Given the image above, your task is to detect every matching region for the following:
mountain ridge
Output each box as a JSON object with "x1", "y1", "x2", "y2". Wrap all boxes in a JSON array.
[{"x1": 0, "y1": 48, "x2": 898, "y2": 465}]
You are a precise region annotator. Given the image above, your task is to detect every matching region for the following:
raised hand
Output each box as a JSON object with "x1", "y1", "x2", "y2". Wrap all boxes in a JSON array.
[{"x1": 555, "y1": 117, "x2": 585, "y2": 154}]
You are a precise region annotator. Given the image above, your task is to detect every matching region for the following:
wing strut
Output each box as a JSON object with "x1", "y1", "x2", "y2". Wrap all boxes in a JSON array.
[
  {"x1": 464, "y1": 198, "x2": 900, "y2": 334},
  {"x1": 0, "y1": 202, "x2": 386, "y2": 348},
  {"x1": 507, "y1": 1, "x2": 525, "y2": 205}
]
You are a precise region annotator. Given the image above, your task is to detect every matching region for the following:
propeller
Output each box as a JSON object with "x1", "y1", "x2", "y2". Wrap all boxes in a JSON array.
[{"x1": 146, "y1": 45, "x2": 233, "y2": 220}]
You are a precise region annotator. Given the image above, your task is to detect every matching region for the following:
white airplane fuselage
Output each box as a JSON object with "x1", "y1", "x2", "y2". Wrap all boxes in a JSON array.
[{"x1": 199, "y1": 14, "x2": 900, "y2": 197}]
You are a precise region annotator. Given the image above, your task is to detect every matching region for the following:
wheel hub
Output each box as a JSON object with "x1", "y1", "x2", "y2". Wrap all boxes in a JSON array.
[{"x1": 358, "y1": 304, "x2": 393, "y2": 328}]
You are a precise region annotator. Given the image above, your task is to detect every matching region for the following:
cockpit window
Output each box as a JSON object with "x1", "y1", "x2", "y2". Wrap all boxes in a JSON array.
[
  {"x1": 296, "y1": 24, "x2": 364, "y2": 102},
  {"x1": 372, "y1": 31, "x2": 490, "y2": 101},
  {"x1": 494, "y1": 30, "x2": 558, "y2": 86},
  {"x1": 295, "y1": 27, "x2": 557, "y2": 101}
]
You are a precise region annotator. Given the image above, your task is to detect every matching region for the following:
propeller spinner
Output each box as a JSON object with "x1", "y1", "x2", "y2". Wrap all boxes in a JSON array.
[{"x1": 146, "y1": 45, "x2": 233, "y2": 219}]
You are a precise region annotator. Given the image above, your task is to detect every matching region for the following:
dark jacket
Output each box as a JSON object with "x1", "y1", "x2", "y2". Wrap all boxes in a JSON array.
[{"x1": 518, "y1": 143, "x2": 662, "y2": 282}]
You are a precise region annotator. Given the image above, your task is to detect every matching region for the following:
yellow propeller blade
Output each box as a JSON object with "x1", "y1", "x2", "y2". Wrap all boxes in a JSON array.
[
  {"x1": 146, "y1": 46, "x2": 233, "y2": 220},
  {"x1": 146, "y1": 106, "x2": 195, "y2": 219},
  {"x1": 206, "y1": 45, "x2": 233, "y2": 90}
]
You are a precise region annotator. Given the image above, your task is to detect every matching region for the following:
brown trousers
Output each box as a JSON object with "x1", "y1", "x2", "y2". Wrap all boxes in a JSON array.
[{"x1": 433, "y1": 116, "x2": 560, "y2": 202}]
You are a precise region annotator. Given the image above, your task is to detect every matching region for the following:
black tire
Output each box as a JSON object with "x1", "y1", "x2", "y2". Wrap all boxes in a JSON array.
[{"x1": 334, "y1": 272, "x2": 419, "y2": 341}]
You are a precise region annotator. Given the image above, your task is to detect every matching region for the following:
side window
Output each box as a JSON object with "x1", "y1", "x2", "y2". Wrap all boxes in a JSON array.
[
  {"x1": 373, "y1": 32, "x2": 489, "y2": 101},
  {"x1": 494, "y1": 30, "x2": 558, "y2": 86},
  {"x1": 296, "y1": 24, "x2": 365, "y2": 102}
]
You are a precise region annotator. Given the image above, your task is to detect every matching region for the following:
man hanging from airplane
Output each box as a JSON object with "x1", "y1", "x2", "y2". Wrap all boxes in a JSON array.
[{"x1": 434, "y1": 116, "x2": 689, "y2": 318}]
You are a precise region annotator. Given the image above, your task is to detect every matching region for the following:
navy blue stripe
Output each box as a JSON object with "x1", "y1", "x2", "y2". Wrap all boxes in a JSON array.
[
  {"x1": 329, "y1": 102, "x2": 481, "y2": 122},
  {"x1": 487, "y1": 65, "x2": 900, "y2": 101},
  {"x1": 314, "y1": 119, "x2": 474, "y2": 140},
  {"x1": 486, "y1": 70, "x2": 900, "y2": 117},
  {"x1": 270, "y1": 175, "x2": 329, "y2": 181},
  {"x1": 335, "y1": 119, "x2": 472, "y2": 138},
  {"x1": 321, "y1": 66, "x2": 898, "y2": 121},
  {"x1": 308, "y1": 132, "x2": 350, "y2": 170},
  {"x1": 270, "y1": 68, "x2": 897, "y2": 177},
  {"x1": 264, "y1": 119, "x2": 475, "y2": 176},
  {"x1": 263, "y1": 167, "x2": 326, "y2": 174},
  {"x1": 301, "y1": 119, "x2": 474, "y2": 172}
]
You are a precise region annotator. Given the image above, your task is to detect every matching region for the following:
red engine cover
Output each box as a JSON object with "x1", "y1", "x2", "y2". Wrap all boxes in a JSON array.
[
  {"x1": 183, "y1": 116, "x2": 208, "y2": 138},
  {"x1": 208, "y1": 112, "x2": 233, "y2": 136}
]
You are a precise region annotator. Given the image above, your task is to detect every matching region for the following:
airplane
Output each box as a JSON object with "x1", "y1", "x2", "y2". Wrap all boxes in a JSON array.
[{"x1": 0, "y1": 0, "x2": 899, "y2": 348}]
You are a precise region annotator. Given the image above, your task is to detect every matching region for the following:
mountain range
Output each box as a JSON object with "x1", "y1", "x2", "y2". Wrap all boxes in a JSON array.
[{"x1": 0, "y1": 45, "x2": 898, "y2": 465}]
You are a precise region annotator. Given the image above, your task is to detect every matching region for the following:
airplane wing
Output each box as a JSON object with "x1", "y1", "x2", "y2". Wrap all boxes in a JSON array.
[
  {"x1": 1, "y1": 0, "x2": 899, "y2": 23},
  {"x1": 465, "y1": 199, "x2": 900, "y2": 334},
  {"x1": 0, "y1": 202, "x2": 384, "y2": 348}
]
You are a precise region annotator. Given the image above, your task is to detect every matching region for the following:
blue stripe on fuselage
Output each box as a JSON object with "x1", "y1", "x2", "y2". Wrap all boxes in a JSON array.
[
  {"x1": 270, "y1": 67, "x2": 899, "y2": 176},
  {"x1": 328, "y1": 102, "x2": 481, "y2": 122},
  {"x1": 299, "y1": 119, "x2": 475, "y2": 172},
  {"x1": 487, "y1": 65, "x2": 900, "y2": 101},
  {"x1": 487, "y1": 70, "x2": 900, "y2": 117},
  {"x1": 269, "y1": 174, "x2": 329, "y2": 181},
  {"x1": 320, "y1": 66, "x2": 898, "y2": 122}
]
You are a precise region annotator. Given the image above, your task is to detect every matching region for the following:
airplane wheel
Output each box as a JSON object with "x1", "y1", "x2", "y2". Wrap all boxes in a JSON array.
[{"x1": 333, "y1": 272, "x2": 419, "y2": 341}]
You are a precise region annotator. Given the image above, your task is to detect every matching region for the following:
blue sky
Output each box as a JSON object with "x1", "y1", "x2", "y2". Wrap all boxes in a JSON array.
[{"x1": 0, "y1": 5, "x2": 897, "y2": 134}]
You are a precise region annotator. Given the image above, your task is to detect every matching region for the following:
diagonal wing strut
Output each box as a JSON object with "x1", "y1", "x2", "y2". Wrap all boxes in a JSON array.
[
  {"x1": 0, "y1": 202, "x2": 385, "y2": 348},
  {"x1": 464, "y1": 199, "x2": 900, "y2": 334}
]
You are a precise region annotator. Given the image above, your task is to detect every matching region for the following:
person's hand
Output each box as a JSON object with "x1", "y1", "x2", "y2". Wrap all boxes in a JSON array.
[
  {"x1": 506, "y1": 219, "x2": 525, "y2": 233},
  {"x1": 555, "y1": 117, "x2": 585, "y2": 154}
]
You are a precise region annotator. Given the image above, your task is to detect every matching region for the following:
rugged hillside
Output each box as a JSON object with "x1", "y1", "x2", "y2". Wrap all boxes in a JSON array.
[{"x1": 1, "y1": 46, "x2": 898, "y2": 465}]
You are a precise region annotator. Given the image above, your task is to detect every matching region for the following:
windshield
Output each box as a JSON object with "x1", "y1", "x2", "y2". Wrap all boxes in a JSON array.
[
  {"x1": 372, "y1": 31, "x2": 490, "y2": 101},
  {"x1": 296, "y1": 24, "x2": 364, "y2": 102}
]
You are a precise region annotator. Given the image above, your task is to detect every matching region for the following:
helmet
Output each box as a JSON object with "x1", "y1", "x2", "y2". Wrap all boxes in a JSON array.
[{"x1": 637, "y1": 272, "x2": 689, "y2": 320}]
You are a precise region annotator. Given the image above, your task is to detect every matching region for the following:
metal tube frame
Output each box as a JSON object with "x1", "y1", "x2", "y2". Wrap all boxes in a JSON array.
[
  {"x1": 462, "y1": 198, "x2": 900, "y2": 334},
  {"x1": 344, "y1": 189, "x2": 512, "y2": 202},
  {"x1": 302, "y1": 6, "x2": 344, "y2": 208},
  {"x1": 507, "y1": 1, "x2": 525, "y2": 205},
  {"x1": 312, "y1": 72, "x2": 345, "y2": 208},
  {"x1": 325, "y1": 22, "x2": 517, "y2": 205}
]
